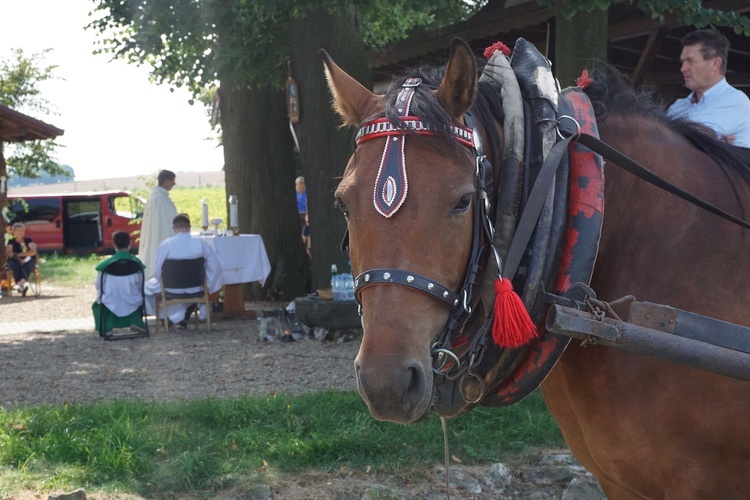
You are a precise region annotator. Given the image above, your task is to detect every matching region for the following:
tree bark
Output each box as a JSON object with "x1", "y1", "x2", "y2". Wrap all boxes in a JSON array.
[
  {"x1": 289, "y1": 6, "x2": 372, "y2": 290},
  {"x1": 220, "y1": 81, "x2": 309, "y2": 300},
  {"x1": 554, "y1": 6, "x2": 608, "y2": 89}
]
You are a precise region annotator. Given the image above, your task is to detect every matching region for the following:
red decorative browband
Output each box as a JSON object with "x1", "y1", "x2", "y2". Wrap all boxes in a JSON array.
[
  {"x1": 361, "y1": 77, "x2": 477, "y2": 218},
  {"x1": 355, "y1": 117, "x2": 475, "y2": 149}
]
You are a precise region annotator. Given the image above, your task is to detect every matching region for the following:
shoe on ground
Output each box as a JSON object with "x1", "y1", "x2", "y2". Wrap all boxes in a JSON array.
[
  {"x1": 21, "y1": 282, "x2": 29, "y2": 297},
  {"x1": 12, "y1": 283, "x2": 21, "y2": 292},
  {"x1": 176, "y1": 321, "x2": 188, "y2": 331}
]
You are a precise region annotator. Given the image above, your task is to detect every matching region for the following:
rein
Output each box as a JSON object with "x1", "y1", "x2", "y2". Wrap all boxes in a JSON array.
[
  {"x1": 347, "y1": 46, "x2": 750, "y2": 413},
  {"x1": 564, "y1": 131, "x2": 750, "y2": 231}
]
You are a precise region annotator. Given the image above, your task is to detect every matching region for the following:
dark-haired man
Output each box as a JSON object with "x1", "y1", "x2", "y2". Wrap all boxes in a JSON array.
[
  {"x1": 667, "y1": 29, "x2": 750, "y2": 147},
  {"x1": 144, "y1": 214, "x2": 222, "y2": 330},
  {"x1": 138, "y1": 169, "x2": 179, "y2": 279},
  {"x1": 92, "y1": 230, "x2": 147, "y2": 333}
]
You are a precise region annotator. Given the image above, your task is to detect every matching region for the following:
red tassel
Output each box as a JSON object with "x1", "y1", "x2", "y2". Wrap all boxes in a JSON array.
[
  {"x1": 576, "y1": 69, "x2": 593, "y2": 89},
  {"x1": 483, "y1": 41, "x2": 512, "y2": 60},
  {"x1": 491, "y1": 277, "x2": 538, "y2": 348}
]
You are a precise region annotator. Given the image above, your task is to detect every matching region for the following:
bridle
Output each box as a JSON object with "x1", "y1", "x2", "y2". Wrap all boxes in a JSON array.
[{"x1": 350, "y1": 77, "x2": 498, "y2": 385}]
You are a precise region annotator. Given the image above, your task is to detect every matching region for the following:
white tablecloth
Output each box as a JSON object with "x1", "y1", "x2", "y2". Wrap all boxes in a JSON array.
[{"x1": 197, "y1": 234, "x2": 271, "y2": 285}]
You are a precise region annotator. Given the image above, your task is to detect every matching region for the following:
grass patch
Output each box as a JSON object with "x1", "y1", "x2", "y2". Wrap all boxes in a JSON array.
[
  {"x1": 169, "y1": 186, "x2": 227, "y2": 229},
  {"x1": 38, "y1": 253, "x2": 100, "y2": 286},
  {"x1": 0, "y1": 391, "x2": 563, "y2": 497}
]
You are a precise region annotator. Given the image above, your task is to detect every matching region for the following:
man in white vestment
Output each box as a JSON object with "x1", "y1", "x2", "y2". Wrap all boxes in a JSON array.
[
  {"x1": 138, "y1": 169, "x2": 179, "y2": 279},
  {"x1": 145, "y1": 214, "x2": 223, "y2": 329}
]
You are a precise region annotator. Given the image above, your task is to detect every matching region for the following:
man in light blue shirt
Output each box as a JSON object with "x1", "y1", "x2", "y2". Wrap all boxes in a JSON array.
[{"x1": 667, "y1": 29, "x2": 750, "y2": 148}]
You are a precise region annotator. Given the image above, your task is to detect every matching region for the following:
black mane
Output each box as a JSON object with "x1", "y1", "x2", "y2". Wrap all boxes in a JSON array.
[
  {"x1": 584, "y1": 66, "x2": 750, "y2": 186},
  {"x1": 380, "y1": 65, "x2": 505, "y2": 167},
  {"x1": 378, "y1": 59, "x2": 750, "y2": 191}
]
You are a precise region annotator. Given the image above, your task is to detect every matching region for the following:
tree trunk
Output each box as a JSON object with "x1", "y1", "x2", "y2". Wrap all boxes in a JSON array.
[
  {"x1": 289, "y1": 6, "x2": 372, "y2": 290},
  {"x1": 554, "y1": 6, "x2": 608, "y2": 89},
  {"x1": 220, "y1": 81, "x2": 309, "y2": 300}
]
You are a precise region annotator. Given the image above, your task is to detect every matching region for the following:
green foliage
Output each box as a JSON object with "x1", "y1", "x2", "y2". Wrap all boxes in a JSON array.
[
  {"x1": 87, "y1": 0, "x2": 481, "y2": 97},
  {"x1": 0, "y1": 391, "x2": 563, "y2": 496},
  {"x1": 552, "y1": 0, "x2": 750, "y2": 33},
  {"x1": 358, "y1": 0, "x2": 482, "y2": 49},
  {"x1": 0, "y1": 48, "x2": 66, "y2": 179},
  {"x1": 89, "y1": 0, "x2": 294, "y2": 94},
  {"x1": 0, "y1": 48, "x2": 57, "y2": 112}
]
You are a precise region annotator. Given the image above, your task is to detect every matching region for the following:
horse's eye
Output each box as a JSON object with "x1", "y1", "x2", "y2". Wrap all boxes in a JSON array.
[
  {"x1": 335, "y1": 198, "x2": 349, "y2": 217},
  {"x1": 452, "y1": 194, "x2": 473, "y2": 215}
]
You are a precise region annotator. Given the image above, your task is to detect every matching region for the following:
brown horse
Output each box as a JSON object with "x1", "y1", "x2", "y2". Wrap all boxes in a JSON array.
[{"x1": 322, "y1": 38, "x2": 750, "y2": 498}]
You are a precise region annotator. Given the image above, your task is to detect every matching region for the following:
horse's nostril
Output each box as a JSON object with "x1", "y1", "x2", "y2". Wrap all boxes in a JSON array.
[{"x1": 406, "y1": 365, "x2": 423, "y2": 395}]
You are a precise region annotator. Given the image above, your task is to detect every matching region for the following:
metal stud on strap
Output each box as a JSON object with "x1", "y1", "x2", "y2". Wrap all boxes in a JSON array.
[{"x1": 354, "y1": 268, "x2": 460, "y2": 310}]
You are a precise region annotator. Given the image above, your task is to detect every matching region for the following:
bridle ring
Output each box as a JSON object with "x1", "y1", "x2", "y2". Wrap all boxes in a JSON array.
[
  {"x1": 556, "y1": 114, "x2": 581, "y2": 141},
  {"x1": 432, "y1": 347, "x2": 461, "y2": 375}
]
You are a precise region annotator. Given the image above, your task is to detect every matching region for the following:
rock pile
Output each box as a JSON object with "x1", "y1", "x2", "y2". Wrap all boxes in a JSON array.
[{"x1": 361, "y1": 452, "x2": 607, "y2": 500}]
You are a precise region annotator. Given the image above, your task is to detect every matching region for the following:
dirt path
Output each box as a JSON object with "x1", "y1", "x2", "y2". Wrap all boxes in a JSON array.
[
  {"x1": 0, "y1": 284, "x2": 359, "y2": 407},
  {"x1": 0, "y1": 284, "x2": 585, "y2": 499}
]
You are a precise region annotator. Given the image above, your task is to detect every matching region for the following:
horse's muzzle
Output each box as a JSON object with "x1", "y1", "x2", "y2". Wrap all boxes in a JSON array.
[{"x1": 354, "y1": 353, "x2": 433, "y2": 423}]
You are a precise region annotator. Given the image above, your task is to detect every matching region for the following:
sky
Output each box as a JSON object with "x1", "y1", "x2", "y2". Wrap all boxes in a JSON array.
[{"x1": 0, "y1": 0, "x2": 224, "y2": 181}]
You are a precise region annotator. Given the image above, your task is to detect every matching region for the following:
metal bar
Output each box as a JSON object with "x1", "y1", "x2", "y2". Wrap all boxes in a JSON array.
[
  {"x1": 629, "y1": 301, "x2": 750, "y2": 355},
  {"x1": 546, "y1": 305, "x2": 750, "y2": 382}
]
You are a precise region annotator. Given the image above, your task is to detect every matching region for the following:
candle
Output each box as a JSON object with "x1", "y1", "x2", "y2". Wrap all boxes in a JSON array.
[
  {"x1": 201, "y1": 198, "x2": 209, "y2": 230},
  {"x1": 229, "y1": 195, "x2": 238, "y2": 231}
]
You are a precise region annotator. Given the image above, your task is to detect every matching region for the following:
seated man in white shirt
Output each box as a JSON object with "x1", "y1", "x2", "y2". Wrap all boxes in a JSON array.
[
  {"x1": 145, "y1": 214, "x2": 223, "y2": 330},
  {"x1": 92, "y1": 230, "x2": 147, "y2": 333},
  {"x1": 667, "y1": 29, "x2": 750, "y2": 148}
]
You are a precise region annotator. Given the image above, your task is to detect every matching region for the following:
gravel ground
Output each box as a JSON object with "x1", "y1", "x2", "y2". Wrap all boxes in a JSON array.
[
  {"x1": 0, "y1": 283, "x2": 359, "y2": 407},
  {"x1": 0, "y1": 284, "x2": 584, "y2": 500}
]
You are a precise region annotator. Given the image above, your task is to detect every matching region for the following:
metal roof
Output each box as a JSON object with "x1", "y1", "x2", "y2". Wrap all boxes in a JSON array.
[
  {"x1": 367, "y1": 0, "x2": 750, "y2": 101},
  {"x1": 0, "y1": 104, "x2": 64, "y2": 142}
]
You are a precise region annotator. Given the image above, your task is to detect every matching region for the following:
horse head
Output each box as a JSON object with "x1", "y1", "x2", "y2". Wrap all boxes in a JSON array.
[{"x1": 322, "y1": 39, "x2": 488, "y2": 423}]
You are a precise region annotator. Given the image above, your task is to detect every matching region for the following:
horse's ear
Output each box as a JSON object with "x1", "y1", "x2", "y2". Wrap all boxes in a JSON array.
[
  {"x1": 320, "y1": 49, "x2": 379, "y2": 127},
  {"x1": 436, "y1": 38, "x2": 477, "y2": 120}
]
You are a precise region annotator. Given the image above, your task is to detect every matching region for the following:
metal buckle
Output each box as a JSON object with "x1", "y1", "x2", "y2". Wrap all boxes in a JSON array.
[{"x1": 556, "y1": 114, "x2": 581, "y2": 141}]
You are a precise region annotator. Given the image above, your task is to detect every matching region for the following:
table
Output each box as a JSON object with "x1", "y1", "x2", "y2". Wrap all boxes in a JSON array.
[{"x1": 197, "y1": 234, "x2": 271, "y2": 316}]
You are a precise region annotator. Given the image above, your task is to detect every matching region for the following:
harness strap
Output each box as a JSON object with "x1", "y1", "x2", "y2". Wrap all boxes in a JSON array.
[
  {"x1": 567, "y1": 131, "x2": 750, "y2": 230},
  {"x1": 502, "y1": 132, "x2": 576, "y2": 280},
  {"x1": 354, "y1": 269, "x2": 461, "y2": 310}
]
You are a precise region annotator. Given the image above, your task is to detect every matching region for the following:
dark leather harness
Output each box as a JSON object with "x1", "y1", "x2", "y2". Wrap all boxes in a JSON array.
[{"x1": 345, "y1": 37, "x2": 750, "y2": 413}]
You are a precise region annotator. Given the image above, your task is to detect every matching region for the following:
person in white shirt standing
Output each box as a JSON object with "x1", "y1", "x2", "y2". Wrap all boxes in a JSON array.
[
  {"x1": 138, "y1": 169, "x2": 179, "y2": 279},
  {"x1": 145, "y1": 214, "x2": 223, "y2": 330},
  {"x1": 667, "y1": 29, "x2": 750, "y2": 148}
]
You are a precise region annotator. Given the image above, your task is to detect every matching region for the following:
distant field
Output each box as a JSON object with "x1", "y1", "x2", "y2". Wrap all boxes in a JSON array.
[
  {"x1": 8, "y1": 170, "x2": 224, "y2": 196},
  {"x1": 169, "y1": 186, "x2": 227, "y2": 228}
]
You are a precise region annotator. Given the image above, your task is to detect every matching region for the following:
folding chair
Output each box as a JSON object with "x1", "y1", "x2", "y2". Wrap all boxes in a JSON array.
[
  {"x1": 3, "y1": 260, "x2": 42, "y2": 297},
  {"x1": 95, "y1": 258, "x2": 149, "y2": 340},
  {"x1": 155, "y1": 257, "x2": 211, "y2": 332}
]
